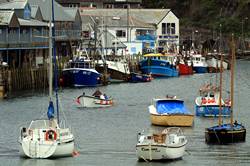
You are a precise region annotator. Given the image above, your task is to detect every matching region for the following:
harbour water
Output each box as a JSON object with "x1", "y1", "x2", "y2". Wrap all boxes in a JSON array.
[{"x1": 0, "y1": 60, "x2": 250, "y2": 166}]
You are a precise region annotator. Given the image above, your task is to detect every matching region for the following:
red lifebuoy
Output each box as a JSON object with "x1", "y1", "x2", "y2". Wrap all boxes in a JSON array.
[{"x1": 45, "y1": 130, "x2": 57, "y2": 141}]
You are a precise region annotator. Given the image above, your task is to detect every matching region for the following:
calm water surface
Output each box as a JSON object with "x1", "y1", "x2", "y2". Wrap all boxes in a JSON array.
[{"x1": 0, "y1": 60, "x2": 250, "y2": 166}]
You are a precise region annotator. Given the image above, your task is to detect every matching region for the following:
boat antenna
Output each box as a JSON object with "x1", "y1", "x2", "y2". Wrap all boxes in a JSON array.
[
  {"x1": 230, "y1": 34, "x2": 235, "y2": 127},
  {"x1": 51, "y1": 0, "x2": 59, "y2": 124},
  {"x1": 218, "y1": 24, "x2": 223, "y2": 126}
]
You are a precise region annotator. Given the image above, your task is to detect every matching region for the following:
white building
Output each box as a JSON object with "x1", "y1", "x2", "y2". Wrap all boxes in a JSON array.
[{"x1": 81, "y1": 9, "x2": 179, "y2": 54}]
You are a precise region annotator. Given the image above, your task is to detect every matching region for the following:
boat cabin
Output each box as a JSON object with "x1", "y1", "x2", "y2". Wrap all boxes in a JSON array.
[{"x1": 66, "y1": 58, "x2": 95, "y2": 69}]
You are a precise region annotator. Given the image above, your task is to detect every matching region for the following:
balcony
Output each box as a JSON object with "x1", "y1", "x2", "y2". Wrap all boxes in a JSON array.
[
  {"x1": 0, "y1": 29, "x2": 82, "y2": 49},
  {"x1": 136, "y1": 34, "x2": 156, "y2": 41}
]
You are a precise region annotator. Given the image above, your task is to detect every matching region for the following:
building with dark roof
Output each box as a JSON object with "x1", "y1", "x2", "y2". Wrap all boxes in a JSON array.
[
  {"x1": 81, "y1": 8, "x2": 179, "y2": 54},
  {"x1": 0, "y1": 0, "x2": 82, "y2": 69},
  {"x1": 56, "y1": 0, "x2": 142, "y2": 9}
]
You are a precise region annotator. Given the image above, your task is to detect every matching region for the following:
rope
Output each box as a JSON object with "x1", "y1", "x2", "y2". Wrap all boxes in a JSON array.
[{"x1": 213, "y1": 129, "x2": 221, "y2": 144}]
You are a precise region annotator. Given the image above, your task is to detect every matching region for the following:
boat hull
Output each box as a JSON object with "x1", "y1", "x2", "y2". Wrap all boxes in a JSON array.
[
  {"x1": 178, "y1": 64, "x2": 193, "y2": 75},
  {"x1": 76, "y1": 95, "x2": 113, "y2": 108},
  {"x1": 129, "y1": 73, "x2": 152, "y2": 83},
  {"x1": 207, "y1": 58, "x2": 228, "y2": 73},
  {"x1": 141, "y1": 66, "x2": 179, "y2": 77},
  {"x1": 140, "y1": 59, "x2": 179, "y2": 77},
  {"x1": 62, "y1": 68, "x2": 101, "y2": 87},
  {"x1": 136, "y1": 144, "x2": 186, "y2": 161},
  {"x1": 150, "y1": 114, "x2": 194, "y2": 127},
  {"x1": 95, "y1": 60, "x2": 130, "y2": 81},
  {"x1": 195, "y1": 105, "x2": 231, "y2": 117},
  {"x1": 205, "y1": 124, "x2": 246, "y2": 144},
  {"x1": 19, "y1": 140, "x2": 74, "y2": 158},
  {"x1": 193, "y1": 66, "x2": 207, "y2": 73}
]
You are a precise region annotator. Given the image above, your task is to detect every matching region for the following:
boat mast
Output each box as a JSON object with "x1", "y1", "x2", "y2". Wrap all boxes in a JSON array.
[
  {"x1": 51, "y1": 0, "x2": 59, "y2": 124},
  {"x1": 230, "y1": 34, "x2": 235, "y2": 126},
  {"x1": 218, "y1": 24, "x2": 223, "y2": 126},
  {"x1": 49, "y1": 16, "x2": 53, "y2": 100}
]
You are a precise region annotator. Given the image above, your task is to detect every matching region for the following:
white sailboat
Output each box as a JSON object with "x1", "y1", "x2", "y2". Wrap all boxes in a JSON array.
[
  {"x1": 19, "y1": 0, "x2": 75, "y2": 158},
  {"x1": 136, "y1": 127, "x2": 187, "y2": 161}
]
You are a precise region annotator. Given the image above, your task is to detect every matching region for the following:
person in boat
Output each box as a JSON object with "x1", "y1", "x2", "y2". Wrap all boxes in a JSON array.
[
  {"x1": 100, "y1": 94, "x2": 105, "y2": 100},
  {"x1": 103, "y1": 93, "x2": 108, "y2": 100},
  {"x1": 92, "y1": 89, "x2": 102, "y2": 97}
]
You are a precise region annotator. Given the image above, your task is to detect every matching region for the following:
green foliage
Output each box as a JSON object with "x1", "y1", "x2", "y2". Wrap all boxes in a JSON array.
[{"x1": 143, "y1": 0, "x2": 250, "y2": 37}]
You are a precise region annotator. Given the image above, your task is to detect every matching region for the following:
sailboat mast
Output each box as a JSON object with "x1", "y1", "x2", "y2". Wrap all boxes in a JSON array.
[
  {"x1": 218, "y1": 23, "x2": 223, "y2": 126},
  {"x1": 218, "y1": 53, "x2": 223, "y2": 126},
  {"x1": 230, "y1": 35, "x2": 235, "y2": 126},
  {"x1": 51, "y1": 0, "x2": 59, "y2": 124},
  {"x1": 49, "y1": 20, "x2": 53, "y2": 100}
]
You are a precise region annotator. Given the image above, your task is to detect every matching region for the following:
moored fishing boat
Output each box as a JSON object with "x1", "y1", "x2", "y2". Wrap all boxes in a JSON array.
[
  {"x1": 205, "y1": 36, "x2": 246, "y2": 144},
  {"x1": 149, "y1": 97, "x2": 194, "y2": 127},
  {"x1": 191, "y1": 53, "x2": 208, "y2": 73},
  {"x1": 206, "y1": 55, "x2": 228, "y2": 73},
  {"x1": 136, "y1": 127, "x2": 187, "y2": 161},
  {"x1": 195, "y1": 84, "x2": 231, "y2": 117},
  {"x1": 139, "y1": 53, "x2": 179, "y2": 77},
  {"x1": 177, "y1": 57, "x2": 193, "y2": 75},
  {"x1": 95, "y1": 56, "x2": 130, "y2": 81},
  {"x1": 62, "y1": 56, "x2": 101, "y2": 87}
]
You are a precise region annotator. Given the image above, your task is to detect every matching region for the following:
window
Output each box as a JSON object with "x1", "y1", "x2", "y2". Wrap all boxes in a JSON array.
[
  {"x1": 162, "y1": 23, "x2": 166, "y2": 34},
  {"x1": 116, "y1": 30, "x2": 126, "y2": 38},
  {"x1": 171, "y1": 23, "x2": 175, "y2": 34},
  {"x1": 167, "y1": 23, "x2": 171, "y2": 34}
]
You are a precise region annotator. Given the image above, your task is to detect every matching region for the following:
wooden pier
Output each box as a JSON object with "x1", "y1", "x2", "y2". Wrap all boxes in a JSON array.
[{"x1": 0, "y1": 67, "x2": 48, "y2": 98}]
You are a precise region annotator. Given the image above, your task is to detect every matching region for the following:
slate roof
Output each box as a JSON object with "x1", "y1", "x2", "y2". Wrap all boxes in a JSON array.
[
  {"x1": 18, "y1": 18, "x2": 48, "y2": 26},
  {"x1": 0, "y1": 10, "x2": 14, "y2": 25},
  {"x1": 30, "y1": 5, "x2": 38, "y2": 18},
  {"x1": 28, "y1": 0, "x2": 75, "y2": 22},
  {"x1": 81, "y1": 9, "x2": 171, "y2": 25},
  {"x1": 0, "y1": 0, "x2": 27, "y2": 10},
  {"x1": 64, "y1": 7, "x2": 78, "y2": 20}
]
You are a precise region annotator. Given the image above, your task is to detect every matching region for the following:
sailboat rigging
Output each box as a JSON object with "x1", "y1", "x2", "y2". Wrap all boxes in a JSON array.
[
  {"x1": 19, "y1": 0, "x2": 75, "y2": 158},
  {"x1": 205, "y1": 35, "x2": 246, "y2": 144}
]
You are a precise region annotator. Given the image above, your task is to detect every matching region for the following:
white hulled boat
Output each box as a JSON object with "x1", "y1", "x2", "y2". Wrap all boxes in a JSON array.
[
  {"x1": 19, "y1": 0, "x2": 75, "y2": 158},
  {"x1": 76, "y1": 90, "x2": 113, "y2": 108},
  {"x1": 136, "y1": 127, "x2": 187, "y2": 161}
]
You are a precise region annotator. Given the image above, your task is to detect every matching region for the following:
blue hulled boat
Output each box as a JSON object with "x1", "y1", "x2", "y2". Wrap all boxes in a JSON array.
[
  {"x1": 129, "y1": 72, "x2": 152, "y2": 83},
  {"x1": 195, "y1": 84, "x2": 230, "y2": 117},
  {"x1": 191, "y1": 53, "x2": 208, "y2": 73},
  {"x1": 139, "y1": 53, "x2": 179, "y2": 77},
  {"x1": 62, "y1": 57, "x2": 101, "y2": 87}
]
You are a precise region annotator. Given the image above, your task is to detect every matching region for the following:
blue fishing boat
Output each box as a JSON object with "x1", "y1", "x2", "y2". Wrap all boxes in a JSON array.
[
  {"x1": 62, "y1": 57, "x2": 101, "y2": 87},
  {"x1": 139, "y1": 53, "x2": 179, "y2": 77},
  {"x1": 129, "y1": 72, "x2": 152, "y2": 83},
  {"x1": 191, "y1": 53, "x2": 208, "y2": 73},
  {"x1": 195, "y1": 84, "x2": 230, "y2": 117}
]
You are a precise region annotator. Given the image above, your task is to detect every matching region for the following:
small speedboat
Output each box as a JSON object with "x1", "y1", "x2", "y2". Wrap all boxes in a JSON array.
[
  {"x1": 136, "y1": 127, "x2": 187, "y2": 161},
  {"x1": 76, "y1": 90, "x2": 113, "y2": 108}
]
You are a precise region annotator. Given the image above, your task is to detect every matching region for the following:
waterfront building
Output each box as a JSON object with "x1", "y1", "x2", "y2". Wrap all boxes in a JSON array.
[
  {"x1": 81, "y1": 9, "x2": 179, "y2": 54},
  {"x1": 0, "y1": 0, "x2": 82, "y2": 68},
  {"x1": 56, "y1": 0, "x2": 142, "y2": 9}
]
